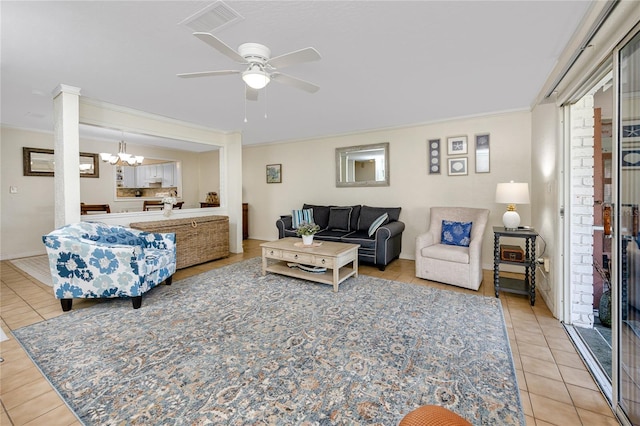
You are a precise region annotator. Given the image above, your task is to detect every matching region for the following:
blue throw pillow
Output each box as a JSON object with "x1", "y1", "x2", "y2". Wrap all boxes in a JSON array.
[
  {"x1": 441, "y1": 220, "x2": 472, "y2": 247},
  {"x1": 292, "y1": 209, "x2": 314, "y2": 229}
]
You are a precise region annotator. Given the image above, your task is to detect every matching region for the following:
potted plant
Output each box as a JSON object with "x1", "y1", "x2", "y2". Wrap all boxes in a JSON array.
[
  {"x1": 296, "y1": 222, "x2": 320, "y2": 245},
  {"x1": 594, "y1": 259, "x2": 611, "y2": 327}
]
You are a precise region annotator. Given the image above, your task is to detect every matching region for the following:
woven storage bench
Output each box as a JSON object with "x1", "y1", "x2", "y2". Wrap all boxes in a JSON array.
[{"x1": 130, "y1": 215, "x2": 229, "y2": 269}]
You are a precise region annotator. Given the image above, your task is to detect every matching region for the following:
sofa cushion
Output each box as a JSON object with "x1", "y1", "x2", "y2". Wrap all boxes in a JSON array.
[
  {"x1": 441, "y1": 220, "x2": 472, "y2": 247},
  {"x1": 358, "y1": 205, "x2": 401, "y2": 231},
  {"x1": 292, "y1": 208, "x2": 314, "y2": 229},
  {"x1": 349, "y1": 205, "x2": 361, "y2": 232},
  {"x1": 303, "y1": 204, "x2": 331, "y2": 229},
  {"x1": 316, "y1": 229, "x2": 353, "y2": 242},
  {"x1": 368, "y1": 213, "x2": 389, "y2": 236},
  {"x1": 328, "y1": 206, "x2": 353, "y2": 231},
  {"x1": 421, "y1": 244, "x2": 470, "y2": 264},
  {"x1": 341, "y1": 230, "x2": 375, "y2": 249}
]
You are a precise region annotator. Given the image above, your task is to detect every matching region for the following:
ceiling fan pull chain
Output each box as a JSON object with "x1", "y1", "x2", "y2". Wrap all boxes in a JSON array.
[
  {"x1": 264, "y1": 85, "x2": 268, "y2": 119},
  {"x1": 244, "y1": 87, "x2": 248, "y2": 123}
]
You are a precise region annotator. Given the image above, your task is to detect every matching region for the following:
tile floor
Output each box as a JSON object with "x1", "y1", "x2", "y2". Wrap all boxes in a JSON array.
[{"x1": 0, "y1": 239, "x2": 620, "y2": 425}]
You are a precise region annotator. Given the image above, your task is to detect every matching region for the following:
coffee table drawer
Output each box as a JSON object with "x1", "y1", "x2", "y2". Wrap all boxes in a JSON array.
[
  {"x1": 313, "y1": 256, "x2": 335, "y2": 268},
  {"x1": 263, "y1": 248, "x2": 282, "y2": 258},
  {"x1": 283, "y1": 251, "x2": 313, "y2": 264}
]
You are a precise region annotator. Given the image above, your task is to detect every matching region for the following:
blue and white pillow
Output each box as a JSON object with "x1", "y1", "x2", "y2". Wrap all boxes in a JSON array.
[
  {"x1": 368, "y1": 213, "x2": 389, "y2": 237},
  {"x1": 441, "y1": 220, "x2": 472, "y2": 247},
  {"x1": 292, "y1": 208, "x2": 314, "y2": 229}
]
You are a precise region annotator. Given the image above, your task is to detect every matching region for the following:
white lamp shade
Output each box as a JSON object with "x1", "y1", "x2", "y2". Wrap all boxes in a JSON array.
[
  {"x1": 242, "y1": 69, "x2": 270, "y2": 89},
  {"x1": 495, "y1": 182, "x2": 530, "y2": 205}
]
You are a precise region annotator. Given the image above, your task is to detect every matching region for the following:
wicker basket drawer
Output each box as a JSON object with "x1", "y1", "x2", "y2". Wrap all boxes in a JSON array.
[{"x1": 130, "y1": 215, "x2": 229, "y2": 269}]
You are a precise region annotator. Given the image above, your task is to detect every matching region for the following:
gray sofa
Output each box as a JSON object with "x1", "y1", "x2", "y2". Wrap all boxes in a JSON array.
[{"x1": 276, "y1": 204, "x2": 405, "y2": 270}]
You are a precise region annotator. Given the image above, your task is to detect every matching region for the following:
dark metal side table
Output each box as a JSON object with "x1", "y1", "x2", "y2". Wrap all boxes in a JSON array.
[{"x1": 493, "y1": 226, "x2": 538, "y2": 306}]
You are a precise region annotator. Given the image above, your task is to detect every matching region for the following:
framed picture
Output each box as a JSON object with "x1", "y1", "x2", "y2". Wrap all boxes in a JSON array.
[
  {"x1": 266, "y1": 163, "x2": 282, "y2": 183},
  {"x1": 448, "y1": 157, "x2": 468, "y2": 176},
  {"x1": 475, "y1": 133, "x2": 490, "y2": 173},
  {"x1": 622, "y1": 119, "x2": 640, "y2": 144},
  {"x1": 447, "y1": 135, "x2": 467, "y2": 155},
  {"x1": 427, "y1": 138, "x2": 441, "y2": 174},
  {"x1": 22, "y1": 147, "x2": 99, "y2": 178},
  {"x1": 621, "y1": 149, "x2": 640, "y2": 169}
]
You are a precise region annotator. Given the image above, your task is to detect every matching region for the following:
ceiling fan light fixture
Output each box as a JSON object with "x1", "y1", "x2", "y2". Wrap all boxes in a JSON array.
[{"x1": 242, "y1": 68, "x2": 270, "y2": 90}]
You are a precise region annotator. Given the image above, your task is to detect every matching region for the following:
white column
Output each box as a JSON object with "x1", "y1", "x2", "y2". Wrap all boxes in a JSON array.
[
  {"x1": 224, "y1": 132, "x2": 243, "y2": 254},
  {"x1": 52, "y1": 84, "x2": 81, "y2": 228}
]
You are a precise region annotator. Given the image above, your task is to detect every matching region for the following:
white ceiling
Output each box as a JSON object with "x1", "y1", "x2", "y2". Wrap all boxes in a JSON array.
[{"x1": 1, "y1": 1, "x2": 593, "y2": 150}]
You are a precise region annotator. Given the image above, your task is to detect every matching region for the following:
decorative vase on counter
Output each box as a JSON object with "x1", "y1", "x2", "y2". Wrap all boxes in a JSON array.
[{"x1": 599, "y1": 290, "x2": 611, "y2": 327}]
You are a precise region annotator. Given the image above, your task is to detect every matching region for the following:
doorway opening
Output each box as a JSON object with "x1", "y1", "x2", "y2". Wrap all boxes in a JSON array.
[{"x1": 565, "y1": 70, "x2": 614, "y2": 397}]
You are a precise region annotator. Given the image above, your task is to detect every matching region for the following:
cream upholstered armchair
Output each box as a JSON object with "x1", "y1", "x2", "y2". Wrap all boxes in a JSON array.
[{"x1": 415, "y1": 207, "x2": 490, "y2": 290}]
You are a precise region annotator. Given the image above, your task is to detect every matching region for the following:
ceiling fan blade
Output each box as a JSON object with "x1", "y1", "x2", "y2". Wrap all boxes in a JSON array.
[
  {"x1": 271, "y1": 72, "x2": 320, "y2": 93},
  {"x1": 177, "y1": 70, "x2": 240, "y2": 78},
  {"x1": 193, "y1": 32, "x2": 246, "y2": 64},
  {"x1": 268, "y1": 47, "x2": 321, "y2": 69},
  {"x1": 246, "y1": 87, "x2": 259, "y2": 101}
]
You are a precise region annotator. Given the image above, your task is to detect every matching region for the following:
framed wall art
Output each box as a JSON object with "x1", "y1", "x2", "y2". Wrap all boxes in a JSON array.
[
  {"x1": 428, "y1": 138, "x2": 441, "y2": 174},
  {"x1": 448, "y1": 157, "x2": 468, "y2": 176},
  {"x1": 475, "y1": 133, "x2": 490, "y2": 173},
  {"x1": 266, "y1": 163, "x2": 282, "y2": 183},
  {"x1": 622, "y1": 119, "x2": 640, "y2": 144},
  {"x1": 621, "y1": 149, "x2": 640, "y2": 169},
  {"x1": 447, "y1": 136, "x2": 467, "y2": 155}
]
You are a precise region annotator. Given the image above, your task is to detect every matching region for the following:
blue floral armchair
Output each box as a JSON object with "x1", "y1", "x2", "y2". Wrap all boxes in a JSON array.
[{"x1": 42, "y1": 222, "x2": 176, "y2": 311}]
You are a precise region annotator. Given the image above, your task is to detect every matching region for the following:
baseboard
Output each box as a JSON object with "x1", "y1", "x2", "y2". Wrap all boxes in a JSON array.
[{"x1": 1, "y1": 250, "x2": 47, "y2": 261}]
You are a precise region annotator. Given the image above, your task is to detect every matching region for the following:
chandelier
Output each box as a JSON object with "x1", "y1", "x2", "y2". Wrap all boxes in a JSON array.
[{"x1": 99, "y1": 140, "x2": 144, "y2": 166}]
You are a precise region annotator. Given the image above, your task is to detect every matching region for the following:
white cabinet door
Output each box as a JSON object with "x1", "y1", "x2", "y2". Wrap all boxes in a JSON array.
[
  {"x1": 122, "y1": 167, "x2": 136, "y2": 187},
  {"x1": 162, "y1": 163, "x2": 174, "y2": 186},
  {"x1": 136, "y1": 166, "x2": 147, "y2": 187}
]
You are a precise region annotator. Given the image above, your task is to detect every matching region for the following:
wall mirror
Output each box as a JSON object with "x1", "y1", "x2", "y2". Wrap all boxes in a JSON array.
[
  {"x1": 336, "y1": 142, "x2": 389, "y2": 187},
  {"x1": 23, "y1": 147, "x2": 99, "y2": 178}
]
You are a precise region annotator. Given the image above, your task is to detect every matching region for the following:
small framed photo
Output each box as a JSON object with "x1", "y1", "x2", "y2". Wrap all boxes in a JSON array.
[
  {"x1": 448, "y1": 157, "x2": 468, "y2": 176},
  {"x1": 621, "y1": 149, "x2": 640, "y2": 169},
  {"x1": 428, "y1": 138, "x2": 441, "y2": 174},
  {"x1": 622, "y1": 119, "x2": 640, "y2": 144},
  {"x1": 447, "y1": 136, "x2": 468, "y2": 155},
  {"x1": 475, "y1": 133, "x2": 490, "y2": 173},
  {"x1": 266, "y1": 164, "x2": 282, "y2": 183}
]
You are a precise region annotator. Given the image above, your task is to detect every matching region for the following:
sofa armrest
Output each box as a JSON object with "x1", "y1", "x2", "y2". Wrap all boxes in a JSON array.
[
  {"x1": 276, "y1": 215, "x2": 293, "y2": 239},
  {"x1": 415, "y1": 230, "x2": 437, "y2": 248},
  {"x1": 138, "y1": 231, "x2": 176, "y2": 251},
  {"x1": 376, "y1": 220, "x2": 405, "y2": 238}
]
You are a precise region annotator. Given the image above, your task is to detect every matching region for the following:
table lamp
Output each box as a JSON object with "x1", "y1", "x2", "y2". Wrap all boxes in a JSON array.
[{"x1": 495, "y1": 181, "x2": 530, "y2": 230}]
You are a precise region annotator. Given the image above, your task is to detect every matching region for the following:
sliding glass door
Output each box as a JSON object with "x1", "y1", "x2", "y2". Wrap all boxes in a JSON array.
[{"x1": 616, "y1": 28, "x2": 640, "y2": 425}]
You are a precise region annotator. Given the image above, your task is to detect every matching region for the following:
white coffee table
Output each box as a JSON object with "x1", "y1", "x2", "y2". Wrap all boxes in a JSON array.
[{"x1": 260, "y1": 237, "x2": 359, "y2": 291}]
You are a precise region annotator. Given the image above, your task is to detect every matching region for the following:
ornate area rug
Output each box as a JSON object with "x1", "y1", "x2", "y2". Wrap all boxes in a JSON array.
[{"x1": 14, "y1": 258, "x2": 523, "y2": 425}]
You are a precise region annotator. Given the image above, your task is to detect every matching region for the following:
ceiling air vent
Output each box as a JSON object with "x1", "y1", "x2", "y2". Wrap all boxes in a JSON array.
[{"x1": 179, "y1": 1, "x2": 243, "y2": 33}]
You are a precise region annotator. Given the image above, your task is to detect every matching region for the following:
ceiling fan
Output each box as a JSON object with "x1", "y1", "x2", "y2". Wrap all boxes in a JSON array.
[{"x1": 178, "y1": 32, "x2": 321, "y2": 100}]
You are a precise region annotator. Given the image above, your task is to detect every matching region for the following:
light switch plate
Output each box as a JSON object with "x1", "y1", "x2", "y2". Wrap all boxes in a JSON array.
[{"x1": 9, "y1": 186, "x2": 18, "y2": 194}]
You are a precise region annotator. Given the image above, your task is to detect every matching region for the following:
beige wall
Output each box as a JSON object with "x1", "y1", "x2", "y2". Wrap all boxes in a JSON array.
[
  {"x1": 530, "y1": 102, "x2": 563, "y2": 318},
  {"x1": 0, "y1": 126, "x2": 220, "y2": 259},
  {"x1": 242, "y1": 110, "x2": 532, "y2": 268}
]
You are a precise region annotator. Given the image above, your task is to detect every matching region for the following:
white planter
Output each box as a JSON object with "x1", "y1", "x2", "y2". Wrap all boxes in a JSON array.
[{"x1": 302, "y1": 235, "x2": 314, "y2": 245}]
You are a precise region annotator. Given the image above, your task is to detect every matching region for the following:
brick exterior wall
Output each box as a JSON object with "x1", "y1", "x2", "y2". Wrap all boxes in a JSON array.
[{"x1": 569, "y1": 96, "x2": 595, "y2": 327}]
